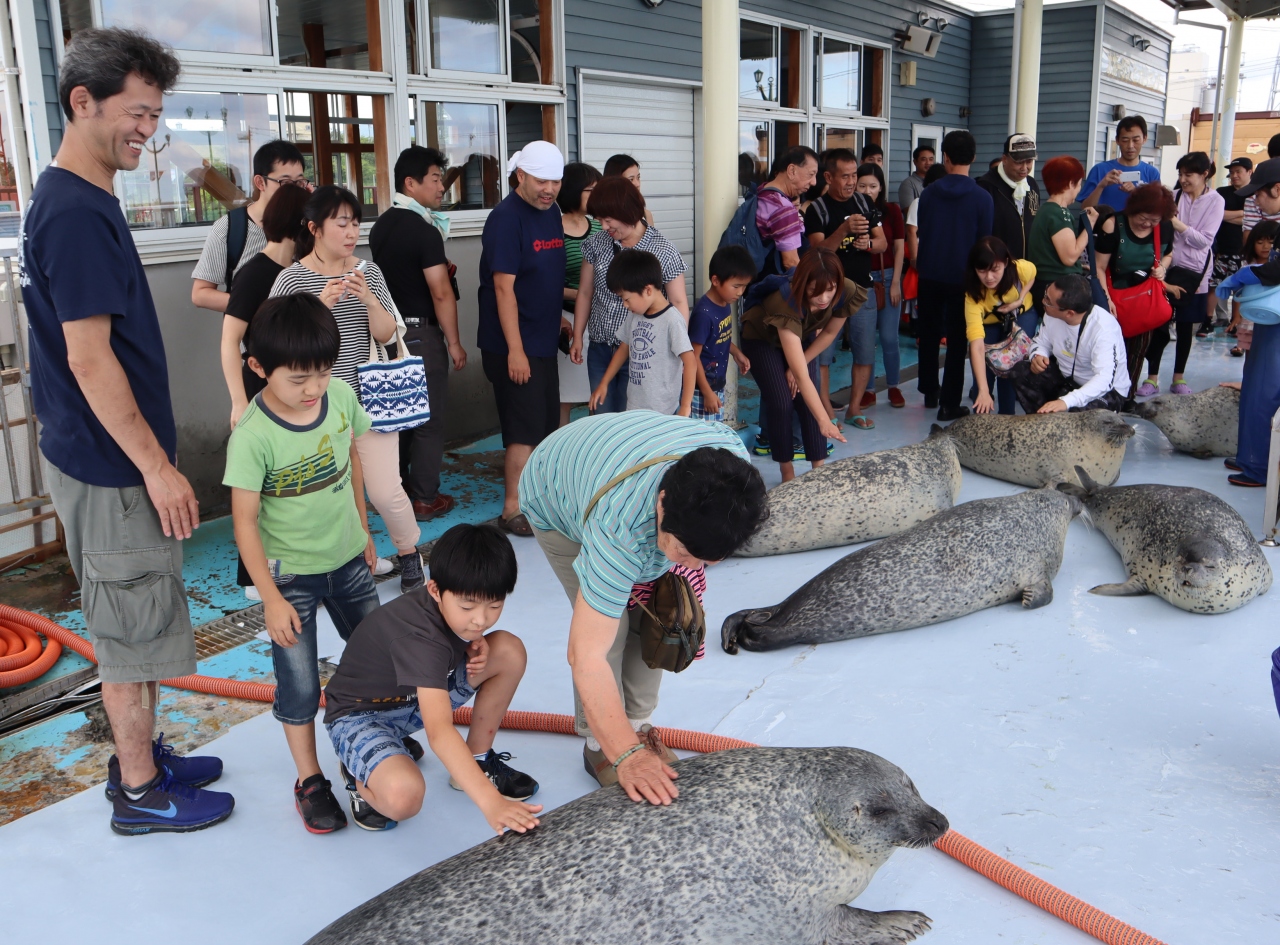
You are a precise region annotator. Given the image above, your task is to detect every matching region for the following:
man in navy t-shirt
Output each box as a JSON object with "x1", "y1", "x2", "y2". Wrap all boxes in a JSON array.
[
  {"x1": 477, "y1": 140, "x2": 566, "y2": 536},
  {"x1": 20, "y1": 27, "x2": 232, "y2": 835}
]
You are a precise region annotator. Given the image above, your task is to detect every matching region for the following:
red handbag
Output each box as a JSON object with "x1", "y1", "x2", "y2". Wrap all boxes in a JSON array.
[{"x1": 1105, "y1": 222, "x2": 1172, "y2": 338}]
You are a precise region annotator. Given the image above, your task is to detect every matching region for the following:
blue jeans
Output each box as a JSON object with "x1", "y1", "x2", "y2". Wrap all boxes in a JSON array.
[
  {"x1": 1272, "y1": 647, "x2": 1280, "y2": 723},
  {"x1": 587, "y1": 340, "x2": 628, "y2": 414},
  {"x1": 271, "y1": 553, "x2": 381, "y2": 725},
  {"x1": 865, "y1": 269, "x2": 901, "y2": 389},
  {"x1": 1238, "y1": 322, "x2": 1280, "y2": 482}
]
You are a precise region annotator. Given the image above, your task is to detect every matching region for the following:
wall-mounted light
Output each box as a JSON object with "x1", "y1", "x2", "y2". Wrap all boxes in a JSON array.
[
  {"x1": 959, "y1": 105, "x2": 972, "y2": 118},
  {"x1": 1112, "y1": 103, "x2": 1127, "y2": 120},
  {"x1": 936, "y1": 17, "x2": 948, "y2": 31},
  {"x1": 921, "y1": 97, "x2": 936, "y2": 117},
  {"x1": 1131, "y1": 34, "x2": 1151, "y2": 52}
]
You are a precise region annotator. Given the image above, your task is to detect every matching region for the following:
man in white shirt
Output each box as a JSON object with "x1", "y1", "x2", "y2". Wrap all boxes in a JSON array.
[{"x1": 1010, "y1": 275, "x2": 1130, "y2": 414}]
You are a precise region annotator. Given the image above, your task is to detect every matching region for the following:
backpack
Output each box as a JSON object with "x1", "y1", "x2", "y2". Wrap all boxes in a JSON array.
[
  {"x1": 224, "y1": 205, "x2": 250, "y2": 288},
  {"x1": 718, "y1": 186, "x2": 786, "y2": 276}
]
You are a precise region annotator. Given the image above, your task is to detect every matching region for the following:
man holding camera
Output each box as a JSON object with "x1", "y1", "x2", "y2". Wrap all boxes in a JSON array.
[{"x1": 803, "y1": 148, "x2": 887, "y2": 428}]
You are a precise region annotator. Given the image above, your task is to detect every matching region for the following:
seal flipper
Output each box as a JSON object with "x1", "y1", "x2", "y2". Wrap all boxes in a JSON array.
[
  {"x1": 825, "y1": 905, "x2": 932, "y2": 944},
  {"x1": 720, "y1": 607, "x2": 777, "y2": 655},
  {"x1": 1021, "y1": 579, "x2": 1054, "y2": 609},
  {"x1": 1090, "y1": 575, "x2": 1149, "y2": 597}
]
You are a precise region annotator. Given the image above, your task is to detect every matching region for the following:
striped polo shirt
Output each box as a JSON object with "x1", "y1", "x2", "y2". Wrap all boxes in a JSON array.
[{"x1": 519, "y1": 411, "x2": 749, "y2": 617}]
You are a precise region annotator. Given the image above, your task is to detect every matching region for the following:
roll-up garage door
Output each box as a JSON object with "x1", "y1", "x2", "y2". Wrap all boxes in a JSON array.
[{"x1": 578, "y1": 73, "x2": 696, "y2": 295}]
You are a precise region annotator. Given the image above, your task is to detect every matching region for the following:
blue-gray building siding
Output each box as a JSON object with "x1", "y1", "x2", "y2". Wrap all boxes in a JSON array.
[
  {"x1": 35, "y1": 0, "x2": 64, "y2": 157},
  {"x1": 564, "y1": 0, "x2": 703, "y2": 160},
  {"x1": 970, "y1": 13, "x2": 1013, "y2": 166},
  {"x1": 1094, "y1": 3, "x2": 1170, "y2": 166}
]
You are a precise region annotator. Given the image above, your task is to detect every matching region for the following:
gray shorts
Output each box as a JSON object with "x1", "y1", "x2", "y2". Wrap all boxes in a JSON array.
[{"x1": 48, "y1": 464, "x2": 197, "y2": 684}]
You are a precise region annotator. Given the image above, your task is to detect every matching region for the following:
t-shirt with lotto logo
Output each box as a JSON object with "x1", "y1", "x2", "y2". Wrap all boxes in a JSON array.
[
  {"x1": 222, "y1": 378, "x2": 372, "y2": 576},
  {"x1": 688, "y1": 294, "x2": 733, "y2": 391},
  {"x1": 616, "y1": 305, "x2": 693, "y2": 414},
  {"x1": 477, "y1": 191, "x2": 566, "y2": 358}
]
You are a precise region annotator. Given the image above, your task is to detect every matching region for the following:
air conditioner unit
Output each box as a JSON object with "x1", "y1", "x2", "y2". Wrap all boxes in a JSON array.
[{"x1": 902, "y1": 25, "x2": 942, "y2": 58}]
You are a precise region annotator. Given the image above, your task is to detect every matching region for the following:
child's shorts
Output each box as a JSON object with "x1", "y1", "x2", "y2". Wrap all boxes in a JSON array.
[
  {"x1": 690, "y1": 387, "x2": 724, "y2": 421},
  {"x1": 325, "y1": 667, "x2": 476, "y2": 786}
]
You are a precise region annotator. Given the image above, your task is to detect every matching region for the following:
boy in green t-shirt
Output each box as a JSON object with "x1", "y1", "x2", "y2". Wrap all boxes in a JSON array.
[{"x1": 223, "y1": 293, "x2": 382, "y2": 835}]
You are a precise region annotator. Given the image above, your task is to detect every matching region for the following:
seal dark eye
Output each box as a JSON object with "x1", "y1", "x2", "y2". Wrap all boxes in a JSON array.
[{"x1": 869, "y1": 807, "x2": 895, "y2": 818}]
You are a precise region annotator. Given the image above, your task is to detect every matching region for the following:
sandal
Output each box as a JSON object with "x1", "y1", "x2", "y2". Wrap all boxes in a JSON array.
[
  {"x1": 1231, "y1": 347, "x2": 1244, "y2": 357},
  {"x1": 498, "y1": 513, "x2": 533, "y2": 537},
  {"x1": 843, "y1": 415, "x2": 875, "y2": 430}
]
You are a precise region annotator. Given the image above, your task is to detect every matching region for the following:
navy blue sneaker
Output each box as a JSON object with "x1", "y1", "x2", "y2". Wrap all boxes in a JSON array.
[
  {"x1": 110, "y1": 772, "x2": 235, "y2": 835},
  {"x1": 104, "y1": 733, "x2": 223, "y2": 801}
]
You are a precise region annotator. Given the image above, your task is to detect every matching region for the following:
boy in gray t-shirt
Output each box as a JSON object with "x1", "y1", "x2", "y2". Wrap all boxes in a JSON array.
[{"x1": 589, "y1": 249, "x2": 695, "y2": 415}]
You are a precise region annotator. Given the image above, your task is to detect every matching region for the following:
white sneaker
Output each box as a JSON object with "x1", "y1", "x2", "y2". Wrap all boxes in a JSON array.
[
  {"x1": 244, "y1": 585, "x2": 261, "y2": 601},
  {"x1": 373, "y1": 556, "x2": 394, "y2": 576}
]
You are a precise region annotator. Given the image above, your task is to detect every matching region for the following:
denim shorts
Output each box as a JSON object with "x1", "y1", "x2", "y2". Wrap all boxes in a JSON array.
[
  {"x1": 271, "y1": 553, "x2": 381, "y2": 725},
  {"x1": 847, "y1": 289, "x2": 879, "y2": 366},
  {"x1": 325, "y1": 667, "x2": 477, "y2": 785}
]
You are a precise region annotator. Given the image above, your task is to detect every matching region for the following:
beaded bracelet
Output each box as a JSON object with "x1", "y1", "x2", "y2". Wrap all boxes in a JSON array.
[{"x1": 611, "y1": 742, "x2": 646, "y2": 770}]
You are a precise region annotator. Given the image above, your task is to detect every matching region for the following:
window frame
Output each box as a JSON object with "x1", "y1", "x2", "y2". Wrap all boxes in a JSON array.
[{"x1": 73, "y1": 0, "x2": 566, "y2": 249}]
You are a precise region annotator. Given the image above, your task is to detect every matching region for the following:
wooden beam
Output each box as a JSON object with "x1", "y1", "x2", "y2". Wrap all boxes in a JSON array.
[
  {"x1": 364, "y1": 0, "x2": 382, "y2": 72},
  {"x1": 867, "y1": 48, "x2": 885, "y2": 118},
  {"x1": 541, "y1": 104, "x2": 557, "y2": 145},
  {"x1": 538, "y1": 0, "x2": 555, "y2": 86},
  {"x1": 302, "y1": 24, "x2": 333, "y2": 187},
  {"x1": 784, "y1": 29, "x2": 802, "y2": 109},
  {"x1": 371, "y1": 96, "x2": 393, "y2": 211}
]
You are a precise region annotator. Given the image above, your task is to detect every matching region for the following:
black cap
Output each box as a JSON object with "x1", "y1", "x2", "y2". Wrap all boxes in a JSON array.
[
  {"x1": 1237, "y1": 157, "x2": 1280, "y2": 196},
  {"x1": 1227, "y1": 157, "x2": 1253, "y2": 172}
]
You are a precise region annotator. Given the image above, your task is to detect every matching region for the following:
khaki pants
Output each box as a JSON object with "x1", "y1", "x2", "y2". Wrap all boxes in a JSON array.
[{"x1": 532, "y1": 527, "x2": 663, "y2": 738}]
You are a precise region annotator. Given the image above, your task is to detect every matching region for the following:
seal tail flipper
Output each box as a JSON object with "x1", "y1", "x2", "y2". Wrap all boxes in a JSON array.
[
  {"x1": 1021, "y1": 579, "x2": 1054, "y2": 609},
  {"x1": 1089, "y1": 575, "x2": 1149, "y2": 597}
]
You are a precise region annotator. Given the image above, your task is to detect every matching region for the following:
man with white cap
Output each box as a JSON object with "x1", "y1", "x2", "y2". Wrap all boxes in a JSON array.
[
  {"x1": 478, "y1": 140, "x2": 566, "y2": 536},
  {"x1": 976, "y1": 132, "x2": 1041, "y2": 260}
]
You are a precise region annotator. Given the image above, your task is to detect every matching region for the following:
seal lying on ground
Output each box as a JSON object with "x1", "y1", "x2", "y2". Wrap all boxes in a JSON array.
[
  {"x1": 932, "y1": 411, "x2": 1134, "y2": 487},
  {"x1": 1058, "y1": 466, "x2": 1271, "y2": 613},
  {"x1": 737, "y1": 437, "x2": 962, "y2": 556},
  {"x1": 723, "y1": 489, "x2": 1080, "y2": 653},
  {"x1": 305, "y1": 747, "x2": 949, "y2": 945},
  {"x1": 1131, "y1": 385, "x2": 1239, "y2": 457}
]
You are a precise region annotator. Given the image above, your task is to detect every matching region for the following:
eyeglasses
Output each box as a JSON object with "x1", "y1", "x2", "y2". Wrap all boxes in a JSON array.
[{"x1": 265, "y1": 175, "x2": 313, "y2": 189}]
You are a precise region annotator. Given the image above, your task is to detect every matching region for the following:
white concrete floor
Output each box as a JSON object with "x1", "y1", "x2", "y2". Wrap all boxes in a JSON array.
[{"x1": 4, "y1": 333, "x2": 1277, "y2": 944}]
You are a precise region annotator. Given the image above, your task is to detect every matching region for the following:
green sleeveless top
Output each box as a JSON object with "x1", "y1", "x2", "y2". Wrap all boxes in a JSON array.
[
  {"x1": 1102, "y1": 216, "x2": 1174, "y2": 289},
  {"x1": 564, "y1": 218, "x2": 602, "y2": 290}
]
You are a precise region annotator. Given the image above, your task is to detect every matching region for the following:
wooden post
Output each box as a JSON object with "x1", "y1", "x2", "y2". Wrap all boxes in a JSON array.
[
  {"x1": 303, "y1": 23, "x2": 333, "y2": 187},
  {"x1": 867, "y1": 48, "x2": 885, "y2": 117},
  {"x1": 538, "y1": 0, "x2": 555, "y2": 86},
  {"x1": 365, "y1": 0, "x2": 392, "y2": 211}
]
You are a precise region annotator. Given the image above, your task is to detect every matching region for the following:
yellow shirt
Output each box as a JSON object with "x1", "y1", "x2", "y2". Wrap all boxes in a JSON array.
[{"x1": 963, "y1": 258, "x2": 1037, "y2": 342}]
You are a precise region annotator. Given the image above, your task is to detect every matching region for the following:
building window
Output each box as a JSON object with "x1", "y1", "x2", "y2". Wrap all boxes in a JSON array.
[
  {"x1": 816, "y1": 36, "x2": 860, "y2": 112},
  {"x1": 277, "y1": 0, "x2": 373, "y2": 69},
  {"x1": 97, "y1": 0, "x2": 273, "y2": 56},
  {"x1": 118, "y1": 91, "x2": 278, "y2": 230},
  {"x1": 427, "y1": 0, "x2": 504, "y2": 74},
  {"x1": 509, "y1": 0, "x2": 544, "y2": 84},
  {"x1": 739, "y1": 20, "x2": 802, "y2": 109},
  {"x1": 421, "y1": 101, "x2": 501, "y2": 210},
  {"x1": 285, "y1": 92, "x2": 383, "y2": 217}
]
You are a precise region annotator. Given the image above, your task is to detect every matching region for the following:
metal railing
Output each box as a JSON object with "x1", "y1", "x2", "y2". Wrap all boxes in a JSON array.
[{"x1": 0, "y1": 252, "x2": 59, "y2": 571}]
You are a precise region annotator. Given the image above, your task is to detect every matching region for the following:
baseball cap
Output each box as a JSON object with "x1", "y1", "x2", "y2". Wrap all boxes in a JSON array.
[
  {"x1": 1004, "y1": 133, "x2": 1036, "y2": 161},
  {"x1": 1236, "y1": 157, "x2": 1280, "y2": 197},
  {"x1": 1226, "y1": 157, "x2": 1253, "y2": 172}
]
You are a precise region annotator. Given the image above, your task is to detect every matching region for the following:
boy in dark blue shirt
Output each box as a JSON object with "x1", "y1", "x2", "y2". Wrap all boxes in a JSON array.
[{"x1": 688, "y1": 246, "x2": 755, "y2": 421}]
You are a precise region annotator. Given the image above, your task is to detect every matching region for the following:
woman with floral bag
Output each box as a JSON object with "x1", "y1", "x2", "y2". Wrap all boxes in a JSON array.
[{"x1": 962, "y1": 236, "x2": 1036, "y2": 414}]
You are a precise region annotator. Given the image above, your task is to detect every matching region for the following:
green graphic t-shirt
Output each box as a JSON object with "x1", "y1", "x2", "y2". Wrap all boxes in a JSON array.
[{"x1": 223, "y1": 378, "x2": 372, "y2": 576}]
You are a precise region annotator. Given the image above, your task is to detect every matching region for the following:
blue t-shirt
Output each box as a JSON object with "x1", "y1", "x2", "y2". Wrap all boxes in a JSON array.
[
  {"x1": 689, "y1": 294, "x2": 733, "y2": 390},
  {"x1": 477, "y1": 192, "x2": 566, "y2": 359},
  {"x1": 1082, "y1": 160, "x2": 1162, "y2": 212},
  {"x1": 20, "y1": 167, "x2": 176, "y2": 487}
]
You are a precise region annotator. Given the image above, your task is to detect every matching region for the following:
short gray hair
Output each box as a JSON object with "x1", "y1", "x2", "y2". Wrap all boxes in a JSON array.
[{"x1": 59, "y1": 28, "x2": 181, "y2": 121}]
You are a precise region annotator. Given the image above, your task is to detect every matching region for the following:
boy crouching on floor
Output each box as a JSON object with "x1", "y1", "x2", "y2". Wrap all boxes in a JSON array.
[{"x1": 323, "y1": 523, "x2": 542, "y2": 833}]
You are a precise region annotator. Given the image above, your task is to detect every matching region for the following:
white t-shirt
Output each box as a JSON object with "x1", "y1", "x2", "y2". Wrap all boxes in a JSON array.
[
  {"x1": 906, "y1": 199, "x2": 920, "y2": 228},
  {"x1": 1029, "y1": 305, "x2": 1130, "y2": 408}
]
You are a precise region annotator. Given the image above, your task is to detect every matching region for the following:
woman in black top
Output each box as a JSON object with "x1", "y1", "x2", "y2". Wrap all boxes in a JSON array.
[{"x1": 220, "y1": 184, "x2": 311, "y2": 430}]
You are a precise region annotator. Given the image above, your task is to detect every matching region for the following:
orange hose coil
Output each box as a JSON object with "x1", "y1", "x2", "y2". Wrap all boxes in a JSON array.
[{"x1": 0, "y1": 603, "x2": 1168, "y2": 945}]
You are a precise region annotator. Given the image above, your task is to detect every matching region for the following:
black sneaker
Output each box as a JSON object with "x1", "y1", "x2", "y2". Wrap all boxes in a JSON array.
[
  {"x1": 752, "y1": 434, "x2": 771, "y2": 456},
  {"x1": 399, "y1": 552, "x2": 425, "y2": 593},
  {"x1": 340, "y1": 762, "x2": 397, "y2": 831},
  {"x1": 936, "y1": 404, "x2": 970, "y2": 421},
  {"x1": 402, "y1": 735, "x2": 425, "y2": 762},
  {"x1": 294, "y1": 774, "x2": 347, "y2": 834},
  {"x1": 449, "y1": 749, "x2": 539, "y2": 800}
]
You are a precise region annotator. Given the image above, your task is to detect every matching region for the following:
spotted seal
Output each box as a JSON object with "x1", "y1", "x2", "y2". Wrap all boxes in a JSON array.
[
  {"x1": 723, "y1": 489, "x2": 1080, "y2": 653},
  {"x1": 932, "y1": 411, "x2": 1135, "y2": 487},
  {"x1": 304, "y1": 747, "x2": 949, "y2": 945},
  {"x1": 1057, "y1": 466, "x2": 1272, "y2": 613},
  {"x1": 1131, "y1": 385, "x2": 1239, "y2": 458},
  {"x1": 737, "y1": 437, "x2": 962, "y2": 556}
]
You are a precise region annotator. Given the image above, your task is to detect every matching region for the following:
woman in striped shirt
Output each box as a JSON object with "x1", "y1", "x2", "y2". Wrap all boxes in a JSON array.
[{"x1": 269, "y1": 186, "x2": 424, "y2": 590}]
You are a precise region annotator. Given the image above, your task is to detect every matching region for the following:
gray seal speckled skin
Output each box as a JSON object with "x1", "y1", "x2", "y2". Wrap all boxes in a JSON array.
[
  {"x1": 1057, "y1": 467, "x2": 1272, "y2": 613},
  {"x1": 1132, "y1": 385, "x2": 1239, "y2": 457},
  {"x1": 737, "y1": 437, "x2": 962, "y2": 556},
  {"x1": 304, "y1": 748, "x2": 949, "y2": 945},
  {"x1": 934, "y1": 411, "x2": 1135, "y2": 487},
  {"x1": 723, "y1": 489, "x2": 1080, "y2": 653}
]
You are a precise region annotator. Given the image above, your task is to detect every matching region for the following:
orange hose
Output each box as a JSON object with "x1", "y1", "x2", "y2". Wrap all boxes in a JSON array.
[{"x1": 0, "y1": 604, "x2": 1168, "y2": 945}]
